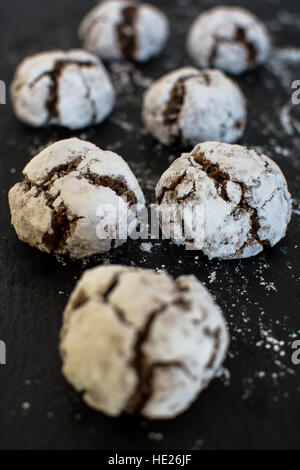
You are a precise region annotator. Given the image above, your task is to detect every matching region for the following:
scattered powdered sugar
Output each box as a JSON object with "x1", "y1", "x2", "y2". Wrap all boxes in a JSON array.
[
  {"x1": 148, "y1": 432, "x2": 164, "y2": 442},
  {"x1": 140, "y1": 242, "x2": 153, "y2": 253},
  {"x1": 192, "y1": 438, "x2": 205, "y2": 450},
  {"x1": 130, "y1": 161, "x2": 158, "y2": 192},
  {"x1": 108, "y1": 62, "x2": 133, "y2": 94},
  {"x1": 267, "y1": 47, "x2": 300, "y2": 92},
  {"x1": 273, "y1": 145, "x2": 291, "y2": 157},
  {"x1": 155, "y1": 265, "x2": 166, "y2": 273},
  {"x1": 264, "y1": 40, "x2": 300, "y2": 148},
  {"x1": 279, "y1": 103, "x2": 296, "y2": 135},
  {"x1": 21, "y1": 402, "x2": 31, "y2": 411},
  {"x1": 108, "y1": 62, "x2": 153, "y2": 96},
  {"x1": 276, "y1": 47, "x2": 300, "y2": 64},
  {"x1": 256, "y1": 326, "x2": 287, "y2": 355},
  {"x1": 279, "y1": 102, "x2": 300, "y2": 136},
  {"x1": 259, "y1": 279, "x2": 277, "y2": 291},
  {"x1": 292, "y1": 198, "x2": 300, "y2": 216},
  {"x1": 216, "y1": 366, "x2": 231, "y2": 386},
  {"x1": 109, "y1": 115, "x2": 135, "y2": 133},
  {"x1": 105, "y1": 141, "x2": 122, "y2": 152},
  {"x1": 277, "y1": 9, "x2": 300, "y2": 29}
]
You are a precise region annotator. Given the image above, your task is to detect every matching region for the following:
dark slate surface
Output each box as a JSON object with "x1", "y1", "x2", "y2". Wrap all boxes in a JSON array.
[{"x1": 0, "y1": 0, "x2": 300, "y2": 450}]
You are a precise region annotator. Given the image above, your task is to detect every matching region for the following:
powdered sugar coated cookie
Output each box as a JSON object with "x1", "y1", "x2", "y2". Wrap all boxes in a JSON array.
[
  {"x1": 10, "y1": 49, "x2": 115, "y2": 129},
  {"x1": 8, "y1": 138, "x2": 145, "y2": 259},
  {"x1": 187, "y1": 6, "x2": 270, "y2": 75},
  {"x1": 79, "y1": 0, "x2": 169, "y2": 62},
  {"x1": 143, "y1": 67, "x2": 246, "y2": 146},
  {"x1": 60, "y1": 265, "x2": 229, "y2": 419},
  {"x1": 156, "y1": 142, "x2": 291, "y2": 259}
]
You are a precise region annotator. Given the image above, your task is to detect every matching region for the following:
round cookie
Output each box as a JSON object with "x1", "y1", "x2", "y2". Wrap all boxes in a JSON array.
[
  {"x1": 156, "y1": 142, "x2": 291, "y2": 259},
  {"x1": 60, "y1": 265, "x2": 229, "y2": 419},
  {"x1": 79, "y1": 0, "x2": 169, "y2": 62},
  {"x1": 142, "y1": 67, "x2": 246, "y2": 147},
  {"x1": 8, "y1": 138, "x2": 145, "y2": 259},
  {"x1": 10, "y1": 49, "x2": 115, "y2": 129},
  {"x1": 187, "y1": 6, "x2": 271, "y2": 75}
]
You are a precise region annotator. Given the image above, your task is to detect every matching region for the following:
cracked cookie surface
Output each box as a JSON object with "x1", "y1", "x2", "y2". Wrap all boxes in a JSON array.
[
  {"x1": 156, "y1": 142, "x2": 291, "y2": 259},
  {"x1": 187, "y1": 6, "x2": 270, "y2": 75},
  {"x1": 142, "y1": 67, "x2": 246, "y2": 147},
  {"x1": 8, "y1": 138, "x2": 145, "y2": 259},
  {"x1": 79, "y1": 0, "x2": 169, "y2": 62},
  {"x1": 60, "y1": 265, "x2": 229, "y2": 419},
  {"x1": 10, "y1": 49, "x2": 115, "y2": 129}
]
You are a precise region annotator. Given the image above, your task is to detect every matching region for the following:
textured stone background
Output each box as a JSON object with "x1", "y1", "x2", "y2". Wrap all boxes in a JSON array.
[{"x1": 0, "y1": 0, "x2": 299, "y2": 450}]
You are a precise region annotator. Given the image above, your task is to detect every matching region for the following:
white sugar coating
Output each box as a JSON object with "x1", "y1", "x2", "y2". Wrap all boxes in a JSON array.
[
  {"x1": 60, "y1": 265, "x2": 229, "y2": 419},
  {"x1": 10, "y1": 49, "x2": 115, "y2": 130},
  {"x1": 156, "y1": 142, "x2": 291, "y2": 259},
  {"x1": 142, "y1": 67, "x2": 246, "y2": 146},
  {"x1": 8, "y1": 138, "x2": 145, "y2": 259},
  {"x1": 79, "y1": 0, "x2": 169, "y2": 63},
  {"x1": 187, "y1": 6, "x2": 271, "y2": 75}
]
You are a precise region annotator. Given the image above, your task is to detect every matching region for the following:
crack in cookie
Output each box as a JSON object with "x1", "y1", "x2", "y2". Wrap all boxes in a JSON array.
[
  {"x1": 42, "y1": 199, "x2": 81, "y2": 252},
  {"x1": 125, "y1": 302, "x2": 168, "y2": 413},
  {"x1": 26, "y1": 155, "x2": 138, "y2": 207},
  {"x1": 126, "y1": 283, "x2": 197, "y2": 413},
  {"x1": 235, "y1": 26, "x2": 257, "y2": 64},
  {"x1": 204, "y1": 327, "x2": 221, "y2": 369},
  {"x1": 193, "y1": 151, "x2": 230, "y2": 202},
  {"x1": 163, "y1": 73, "x2": 211, "y2": 144},
  {"x1": 191, "y1": 149, "x2": 270, "y2": 250},
  {"x1": 21, "y1": 157, "x2": 85, "y2": 252},
  {"x1": 99, "y1": 273, "x2": 198, "y2": 412},
  {"x1": 157, "y1": 171, "x2": 188, "y2": 204},
  {"x1": 163, "y1": 76, "x2": 194, "y2": 127},
  {"x1": 101, "y1": 272, "x2": 132, "y2": 326},
  {"x1": 84, "y1": 172, "x2": 138, "y2": 206},
  {"x1": 71, "y1": 289, "x2": 89, "y2": 310},
  {"x1": 77, "y1": 67, "x2": 98, "y2": 124},
  {"x1": 117, "y1": 5, "x2": 138, "y2": 59},
  {"x1": 209, "y1": 26, "x2": 257, "y2": 67},
  {"x1": 37, "y1": 157, "x2": 84, "y2": 188},
  {"x1": 234, "y1": 182, "x2": 264, "y2": 246},
  {"x1": 30, "y1": 60, "x2": 96, "y2": 121}
]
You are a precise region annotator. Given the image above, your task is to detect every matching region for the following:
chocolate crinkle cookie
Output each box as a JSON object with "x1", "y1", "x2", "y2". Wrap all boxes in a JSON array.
[
  {"x1": 10, "y1": 49, "x2": 115, "y2": 130},
  {"x1": 79, "y1": 0, "x2": 169, "y2": 62},
  {"x1": 60, "y1": 265, "x2": 229, "y2": 419},
  {"x1": 156, "y1": 142, "x2": 291, "y2": 259},
  {"x1": 142, "y1": 67, "x2": 246, "y2": 147},
  {"x1": 8, "y1": 138, "x2": 145, "y2": 259},
  {"x1": 187, "y1": 6, "x2": 271, "y2": 75}
]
